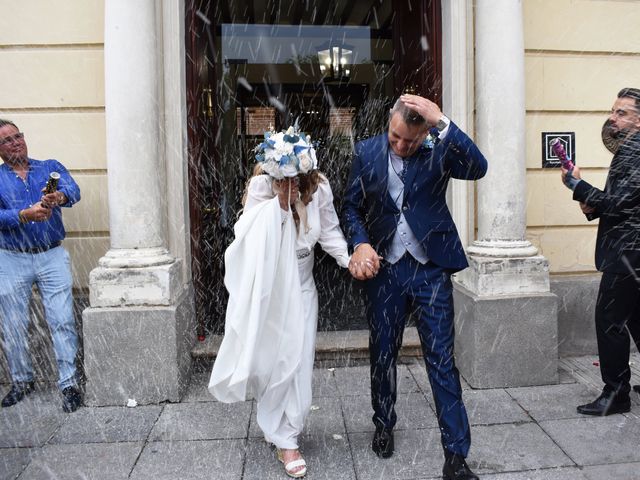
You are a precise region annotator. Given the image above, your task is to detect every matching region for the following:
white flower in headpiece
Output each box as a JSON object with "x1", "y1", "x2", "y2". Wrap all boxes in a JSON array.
[{"x1": 254, "y1": 126, "x2": 318, "y2": 179}]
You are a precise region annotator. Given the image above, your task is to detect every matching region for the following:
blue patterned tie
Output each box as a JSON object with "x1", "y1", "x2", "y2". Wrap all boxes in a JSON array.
[{"x1": 400, "y1": 159, "x2": 408, "y2": 183}]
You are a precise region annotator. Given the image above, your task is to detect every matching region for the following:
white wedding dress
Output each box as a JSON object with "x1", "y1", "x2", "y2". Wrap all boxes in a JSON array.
[{"x1": 208, "y1": 174, "x2": 349, "y2": 449}]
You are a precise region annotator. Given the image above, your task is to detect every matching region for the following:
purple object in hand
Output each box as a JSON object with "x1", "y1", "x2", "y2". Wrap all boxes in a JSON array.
[{"x1": 550, "y1": 138, "x2": 574, "y2": 170}]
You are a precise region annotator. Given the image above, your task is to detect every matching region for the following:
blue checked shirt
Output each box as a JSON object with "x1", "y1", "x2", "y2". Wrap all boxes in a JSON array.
[{"x1": 0, "y1": 158, "x2": 80, "y2": 250}]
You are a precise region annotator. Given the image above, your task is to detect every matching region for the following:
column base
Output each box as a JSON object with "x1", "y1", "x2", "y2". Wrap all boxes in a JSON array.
[
  {"x1": 456, "y1": 253, "x2": 550, "y2": 296},
  {"x1": 89, "y1": 249, "x2": 182, "y2": 307},
  {"x1": 467, "y1": 240, "x2": 539, "y2": 258},
  {"x1": 453, "y1": 282, "x2": 558, "y2": 388},
  {"x1": 82, "y1": 287, "x2": 195, "y2": 406}
]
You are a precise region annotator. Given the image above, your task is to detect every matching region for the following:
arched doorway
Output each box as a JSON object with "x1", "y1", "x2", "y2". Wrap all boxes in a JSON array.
[{"x1": 185, "y1": 0, "x2": 442, "y2": 336}]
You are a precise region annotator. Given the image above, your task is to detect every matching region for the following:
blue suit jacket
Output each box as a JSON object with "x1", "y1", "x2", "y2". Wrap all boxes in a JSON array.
[{"x1": 341, "y1": 121, "x2": 488, "y2": 272}]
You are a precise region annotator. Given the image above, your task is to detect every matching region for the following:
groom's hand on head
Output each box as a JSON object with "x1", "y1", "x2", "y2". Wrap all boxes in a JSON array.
[
  {"x1": 349, "y1": 243, "x2": 381, "y2": 280},
  {"x1": 399, "y1": 94, "x2": 442, "y2": 127}
]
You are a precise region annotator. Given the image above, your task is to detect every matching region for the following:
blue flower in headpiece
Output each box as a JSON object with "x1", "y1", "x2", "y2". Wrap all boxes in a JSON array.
[{"x1": 253, "y1": 126, "x2": 318, "y2": 179}]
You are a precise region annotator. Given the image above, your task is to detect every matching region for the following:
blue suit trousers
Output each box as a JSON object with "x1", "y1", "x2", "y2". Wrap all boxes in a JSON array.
[{"x1": 364, "y1": 255, "x2": 471, "y2": 456}]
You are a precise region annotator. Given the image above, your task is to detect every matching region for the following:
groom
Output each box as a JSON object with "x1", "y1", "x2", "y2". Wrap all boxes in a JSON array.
[{"x1": 342, "y1": 94, "x2": 487, "y2": 480}]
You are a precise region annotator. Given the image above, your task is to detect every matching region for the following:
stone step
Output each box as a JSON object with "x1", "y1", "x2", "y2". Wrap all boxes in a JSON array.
[{"x1": 191, "y1": 327, "x2": 423, "y2": 364}]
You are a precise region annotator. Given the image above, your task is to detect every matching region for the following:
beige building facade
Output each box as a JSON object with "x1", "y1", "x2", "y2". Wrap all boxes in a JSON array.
[{"x1": 1, "y1": 0, "x2": 639, "y2": 401}]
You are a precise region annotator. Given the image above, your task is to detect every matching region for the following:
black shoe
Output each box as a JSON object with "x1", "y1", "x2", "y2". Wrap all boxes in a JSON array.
[
  {"x1": 633, "y1": 385, "x2": 640, "y2": 394},
  {"x1": 1, "y1": 381, "x2": 35, "y2": 407},
  {"x1": 443, "y1": 452, "x2": 479, "y2": 480},
  {"x1": 61, "y1": 386, "x2": 82, "y2": 413},
  {"x1": 372, "y1": 426, "x2": 394, "y2": 458},
  {"x1": 576, "y1": 393, "x2": 630, "y2": 416}
]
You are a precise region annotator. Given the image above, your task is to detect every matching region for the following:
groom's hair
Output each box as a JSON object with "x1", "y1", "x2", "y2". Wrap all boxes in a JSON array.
[{"x1": 389, "y1": 98, "x2": 426, "y2": 127}]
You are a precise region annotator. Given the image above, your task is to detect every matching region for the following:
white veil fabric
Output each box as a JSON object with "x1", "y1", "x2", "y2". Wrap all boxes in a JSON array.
[{"x1": 208, "y1": 196, "x2": 305, "y2": 409}]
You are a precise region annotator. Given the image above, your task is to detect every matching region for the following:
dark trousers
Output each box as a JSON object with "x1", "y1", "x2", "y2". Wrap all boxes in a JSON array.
[
  {"x1": 364, "y1": 255, "x2": 471, "y2": 456},
  {"x1": 596, "y1": 271, "x2": 640, "y2": 399}
]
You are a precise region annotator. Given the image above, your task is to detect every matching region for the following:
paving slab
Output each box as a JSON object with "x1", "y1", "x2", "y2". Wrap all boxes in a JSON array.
[
  {"x1": 582, "y1": 461, "x2": 640, "y2": 480},
  {"x1": 340, "y1": 392, "x2": 438, "y2": 433},
  {"x1": 0, "y1": 392, "x2": 67, "y2": 447},
  {"x1": 540, "y1": 416, "x2": 640, "y2": 466},
  {"x1": 149, "y1": 401, "x2": 252, "y2": 441},
  {"x1": 312, "y1": 368, "x2": 340, "y2": 397},
  {"x1": 19, "y1": 442, "x2": 143, "y2": 480},
  {"x1": 130, "y1": 439, "x2": 245, "y2": 480},
  {"x1": 460, "y1": 389, "x2": 531, "y2": 426},
  {"x1": 480, "y1": 467, "x2": 589, "y2": 479},
  {"x1": 50, "y1": 405, "x2": 161, "y2": 444},
  {"x1": 349, "y1": 428, "x2": 444, "y2": 480},
  {"x1": 249, "y1": 396, "x2": 345, "y2": 439},
  {"x1": 334, "y1": 365, "x2": 419, "y2": 397},
  {"x1": 243, "y1": 434, "x2": 356, "y2": 480},
  {"x1": 0, "y1": 448, "x2": 34, "y2": 480},
  {"x1": 559, "y1": 355, "x2": 640, "y2": 400},
  {"x1": 470, "y1": 423, "x2": 574, "y2": 474},
  {"x1": 4, "y1": 358, "x2": 640, "y2": 479},
  {"x1": 506, "y1": 383, "x2": 601, "y2": 422}
]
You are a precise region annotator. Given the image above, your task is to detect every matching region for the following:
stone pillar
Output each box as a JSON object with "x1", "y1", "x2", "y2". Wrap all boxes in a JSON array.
[
  {"x1": 443, "y1": 0, "x2": 474, "y2": 248},
  {"x1": 82, "y1": 0, "x2": 194, "y2": 406},
  {"x1": 453, "y1": 0, "x2": 558, "y2": 388}
]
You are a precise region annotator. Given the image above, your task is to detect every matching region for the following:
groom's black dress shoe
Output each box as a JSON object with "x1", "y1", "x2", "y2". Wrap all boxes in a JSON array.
[
  {"x1": 443, "y1": 452, "x2": 479, "y2": 480},
  {"x1": 372, "y1": 427, "x2": 394, "y2": 458},
  {"x1": 576, "y1": 393, "x2": 630, "y2": 416}
]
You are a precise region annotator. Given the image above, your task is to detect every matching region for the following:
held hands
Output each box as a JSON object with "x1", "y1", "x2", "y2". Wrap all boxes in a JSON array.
[
  {"x1": 348, "y1": 243, "x2": 382, "y2": 280},
  {"x1": 400, "y1": 94, "x2": 442, "y2": 128}
]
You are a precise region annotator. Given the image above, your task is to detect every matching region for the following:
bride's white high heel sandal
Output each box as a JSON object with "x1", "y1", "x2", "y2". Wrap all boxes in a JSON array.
[{"x1": 276, "y1": 448, "x2": 307, "y2": 478}]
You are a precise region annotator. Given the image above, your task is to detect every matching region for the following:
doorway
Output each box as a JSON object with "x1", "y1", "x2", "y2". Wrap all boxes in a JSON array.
[{"x1": 186, "y1": 0, "x2": 442, "y2": 335}]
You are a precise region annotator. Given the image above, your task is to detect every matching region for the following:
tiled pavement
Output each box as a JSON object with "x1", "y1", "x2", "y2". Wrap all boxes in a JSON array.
[{"x1": 2, "y1": 355, "x2": 640, "y2": 480}]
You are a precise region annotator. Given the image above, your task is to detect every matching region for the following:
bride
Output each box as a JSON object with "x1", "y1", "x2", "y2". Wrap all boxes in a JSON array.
[{"x1": 209, "y1": 127, "x2": 350, "y2": 478}]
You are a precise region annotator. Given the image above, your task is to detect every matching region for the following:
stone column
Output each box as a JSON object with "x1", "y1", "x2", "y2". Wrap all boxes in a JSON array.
[
  {"x1": 443, "y1": 0, "x2": 474, "y2": 248},
  {"x1": 82, "y1": 0, "x2": 194, "y2": 406},
  {"x1": 453, "y1": 0, "x2": 558, "y2": 388}
]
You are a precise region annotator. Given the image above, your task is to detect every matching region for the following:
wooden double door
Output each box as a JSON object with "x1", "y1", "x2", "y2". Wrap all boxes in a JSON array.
[{"x1": 185, "y1": 0, "x2": 442, "y2": 336}]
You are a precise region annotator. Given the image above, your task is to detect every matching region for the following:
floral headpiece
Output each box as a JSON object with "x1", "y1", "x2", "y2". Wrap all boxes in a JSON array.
[{"x1": 255, "y1": 126, "x2": 318, "y2": 179}]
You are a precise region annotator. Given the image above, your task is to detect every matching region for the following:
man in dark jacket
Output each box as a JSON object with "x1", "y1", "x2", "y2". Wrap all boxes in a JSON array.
[{"x1": 562, "y1": 87, "x2": 640, "y2": 416}]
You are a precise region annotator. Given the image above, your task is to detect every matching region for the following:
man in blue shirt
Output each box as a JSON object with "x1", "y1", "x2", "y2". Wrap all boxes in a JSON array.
[{"x1": 0, "y1": 119, "x2": 82, "y2": 412}]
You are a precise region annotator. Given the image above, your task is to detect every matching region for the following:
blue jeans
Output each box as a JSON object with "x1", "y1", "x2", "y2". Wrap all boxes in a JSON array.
[{"x1": 0, "y1": 246, "x2": 78, "y2": 390}]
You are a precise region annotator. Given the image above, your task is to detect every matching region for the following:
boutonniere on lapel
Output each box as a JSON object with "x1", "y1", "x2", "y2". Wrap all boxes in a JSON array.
[{"x1": 422, "y1": 133, "x2": 436, "y2": 150}]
